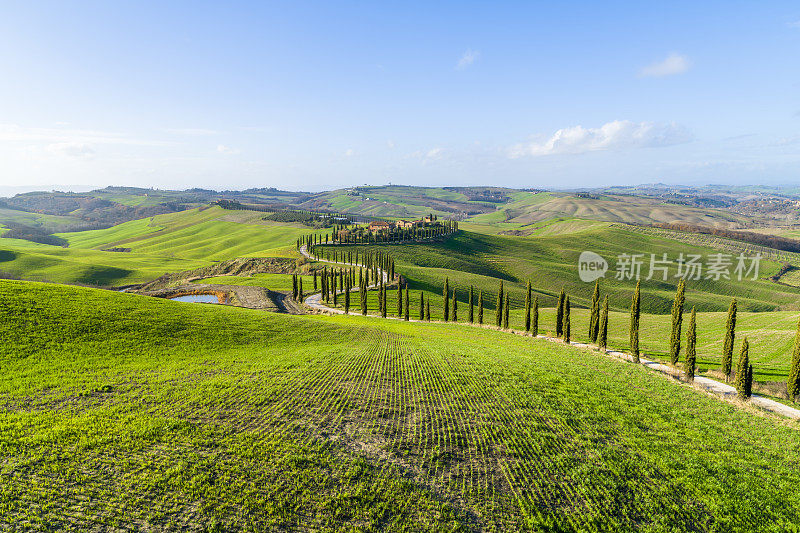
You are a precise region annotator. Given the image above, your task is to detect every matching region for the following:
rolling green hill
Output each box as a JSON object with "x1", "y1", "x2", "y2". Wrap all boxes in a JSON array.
[
  {"x1": 59, "y1": 206, "x2": 312, "y2": 260},
  {"x1": 468, "y1": 192, "x2": 753, "y2": 229},
  {"x1": 318, "y1": 227, "x2": 800, "y2": 314},
  {"x1": 0, "y1": 238, "x2": 204, "y2": 286},
  {"x1": 0, "y1": 207, "x2": 322, "y2": 286},
  {"x1": 3, "y1": 280, "x2": 800, "y2": 530},
  {"x1": 298, "y1": 185, "x2": 519, "y2": 219}
]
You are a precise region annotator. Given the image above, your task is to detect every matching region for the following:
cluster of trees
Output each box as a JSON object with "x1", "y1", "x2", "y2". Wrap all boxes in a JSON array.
[
  {"x1": 305, "y1": 245, "x2": 396, "y2": 283},
  {"x1": 654, "y1": 222, "x2": 800, "y2": 254},
  {"x1": 264, "y1": 211, "x2": 351, "y2": 228},
  {"x1": 294, "y1": 221, "x2": 458, "y2": 249},
  {"x1": 332, "y1": 219, "x2": 458, "y2": 245},
  {"x1": 291, "y1": 273, "x2": 304, "y2": 301}
]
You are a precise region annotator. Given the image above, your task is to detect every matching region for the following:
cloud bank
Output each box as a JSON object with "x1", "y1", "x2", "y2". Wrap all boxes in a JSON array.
[{"x1": 509, "y1": 120, "x2": 692, "y2": 157}]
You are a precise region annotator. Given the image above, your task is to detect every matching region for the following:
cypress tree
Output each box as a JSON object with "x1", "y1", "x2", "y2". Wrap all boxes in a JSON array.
[
  {"x1": 589, "y1": 280, "x2": 600, "y2": 342},
  {"x1": 598, "y1": 296, "x2": 609, "y2": 350},
  {"x1": 404, "y1": 286, "x2": 410, "y2": 321},
  {"x1": 495, "y1": 281, "x2": 504, "y2": 327},
  {"x1": 397, "y1": 283, "x2": 403, "y2": 318},
  {"x1": 361, "y1": 282, "x2": 367, "y2": 316},
  {"x1": 556, "y1": 288, "x2": 565, "y2": 337},
  {"x1": 787, "y1": 316, "x2": 800, "y2": 401},
  {"x1": 746, "y1": 363, "x2": 754, "y2": 399},
  {"x1": 532, "y1": 296, "x2": 539, "y2": 336},
  {"x1": 419, "y1": 292, "x2": 424, "y2": 321},
  {"x1": 344, "y1": 286, "x2": 350, "y2": 314},
  {"x1": 292, "y1": 274, "x2": 298, "y2": 300},
  {"x1": 426, "y1": 300, "x2": 431, "y2": 321},
  {"x1": 722, "y1": 299, "x2": 737, "y2": 381},
  {"x1": 524, "y1": 281, "x2": 531, "y2": 332},
  {"x1": 313, "y1": 271, "x2": 318, "y2": 291},
  {"x1": 452, "y1": 290, "x2": 458, "y2": 322},
  {"x1": 478, "y1": 290, "x2": 484, "y2": 324},
  {"x1": 382, "y1": 284, "x2": 387, "y2": 318},
  {"x1": 503, "y1": 293, "x2": 510, "y2": 329},
  {"x1": 669, "y1": 279, "x2": 686, "y2": 366},
  {"x1": 563, "y1": 296, "x2": 571, "y2": 343},
  {"x1": 630, "y1": 280, "x2": 641, "y2": 363},
  {"x1": 736, "y1": 338, "x2": 751, "y2": 399},
  {"x1": 333, "y1": 279, "x2": 338, "y2": 306},
  {"x1": 685, "y1": 307, "x2": 696, "y2": 382},
  {"x1": 469, "y1": 285, "x2": 474, "y2": 323},
  {"x1": 298, "y1": 276, "x2": 303, "y2": 301},
  {"x1": 443, "y1": 278, "x2": 450, "y2": 322}
]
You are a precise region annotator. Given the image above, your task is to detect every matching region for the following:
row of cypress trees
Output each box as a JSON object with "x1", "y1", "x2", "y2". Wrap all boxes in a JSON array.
[
  {"x1": 657, "y1": 281, "x2": 753, "y2": 398},
  {"x1": 568, "y1": 279, "x2": 755, "y2": 400},
  {"x1": 311, "y1": 245, "x2": 769, "y2": 402}
]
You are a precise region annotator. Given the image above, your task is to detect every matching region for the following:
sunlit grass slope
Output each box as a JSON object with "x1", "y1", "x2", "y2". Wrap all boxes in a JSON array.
[
  {"x1": 0, "y1": 206, "x2": 318, "y2": 285},
  {"x1": 3, "y1": 280, "x2": 800, "y2": 531},
  {"x1": 60, "y1": 206, "x2": 311, "y2": 260},
  {"x1": 0, "y1": 238, "x2": 203, "y2": 286},
  {"x1": 333, "y1": 287, "x2": 799, "y2": 381}
]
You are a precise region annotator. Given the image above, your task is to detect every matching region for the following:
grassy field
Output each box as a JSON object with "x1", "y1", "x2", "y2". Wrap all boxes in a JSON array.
[
  {"x1": 0, "y1": 207, "x2": 325, "y2": 286},
  {"x1": 467, "y1": 192, "x2": 752, "y2": 229},
  {"x1": 317, "y1": 227, "x2": 800, "y2": 314},
  {"x1": 0, "y1": 237, "x2": 205, "y2": 286},
  {"x1": 59, "y1": 206, "x2": 316, "y2": 260},
  {"x1": 328, "y1": 286, "x2": 799, "y2": 382},
  {"x1": 300, "y1": 185, "x2": 517, "y2": 219},
  {"x1": 4, "y1": 279, "x2": 800, "y2": 530}
]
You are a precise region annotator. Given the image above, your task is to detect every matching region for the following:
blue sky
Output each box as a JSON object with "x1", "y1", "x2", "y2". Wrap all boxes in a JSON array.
[{"x1": 1, "y1": 1, "x2": 799, "y2": 193}]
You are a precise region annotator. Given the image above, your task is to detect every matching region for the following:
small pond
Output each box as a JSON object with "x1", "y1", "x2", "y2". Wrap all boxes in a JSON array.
[{"x1": 169, "y1": 294, "x2": 219, "y2": 304}]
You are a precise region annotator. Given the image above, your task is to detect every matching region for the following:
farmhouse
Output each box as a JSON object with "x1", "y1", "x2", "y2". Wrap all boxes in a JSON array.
[
  {"x1": 396, "y1": 220, "x2": 416, "y2": 229},
  {"x1": 368, "y1": 220, "x2": 393, "y2": 231}
]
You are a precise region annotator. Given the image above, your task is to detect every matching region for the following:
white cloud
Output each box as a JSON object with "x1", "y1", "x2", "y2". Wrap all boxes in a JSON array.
[
  {"x1": 456, "y1": 49, "x2": 479, "y2": 70},
  {"x1": 344, "y1": 148, "x2": 354, "y2": 157},
  {"x1": 0, "y1": 123, "x2": 171, "y2": 147},
  {"x1": 508, "y1": 120, "x2": 692, "y2": 158},
  {"x1": 165, "y1": 128, "x2": 220, "y2": 136},
  {"x1": 425, "y1": 147, "x2": 444, "y2": 160},
  {"x1": 407, "y1": 147, "x2": 446, "y2": 163},
  {"x1": 216, "y1": 144, "x2": 240, "y2": 155},
  {"x1": 639, "y1": 53, "x2": 690, "y2": 77},
  {"x1": 46, "y1": 142, "x2": 96, "y2": 159}
]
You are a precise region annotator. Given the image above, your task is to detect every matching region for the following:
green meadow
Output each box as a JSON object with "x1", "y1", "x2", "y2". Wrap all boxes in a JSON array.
[
  {"x1": 0, "y1": 207, "x2": 318, "y2": 286},
  {"x1": 4, "y1": 279, "x2": 800, "y2": 530}
]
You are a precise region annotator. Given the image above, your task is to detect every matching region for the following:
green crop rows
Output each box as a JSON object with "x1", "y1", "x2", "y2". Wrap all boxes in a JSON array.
[{"x1": 4, "y1": 280, "x2": 800, "y2": 530}]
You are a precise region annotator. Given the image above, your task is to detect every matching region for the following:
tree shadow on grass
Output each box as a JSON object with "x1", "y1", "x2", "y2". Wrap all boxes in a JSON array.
[
  {"x1": 79, "y1": 265, "x2": 133, "y2": 286},
  {"x1": 0, "y1": 250, "x2": 17, "y2": 262}
]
